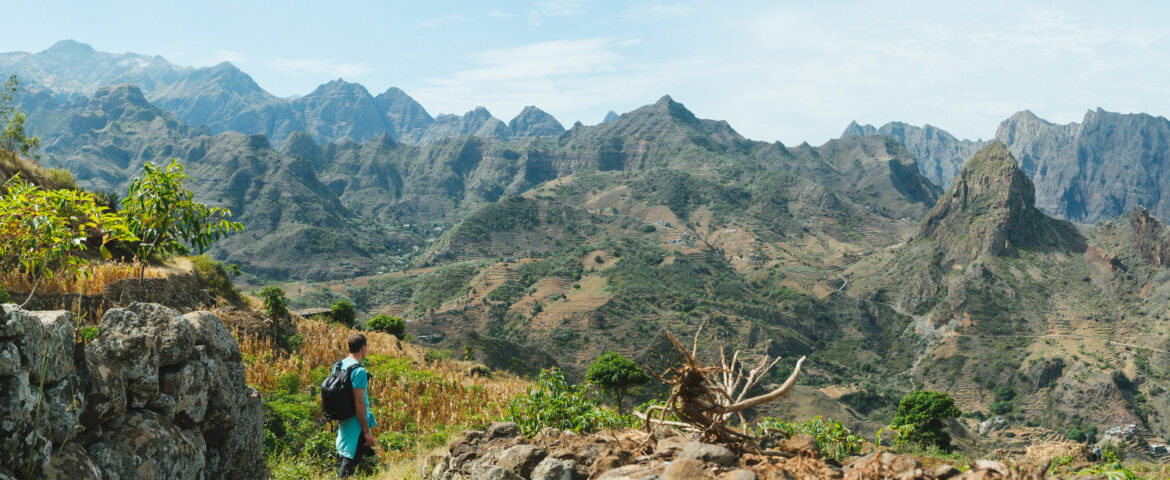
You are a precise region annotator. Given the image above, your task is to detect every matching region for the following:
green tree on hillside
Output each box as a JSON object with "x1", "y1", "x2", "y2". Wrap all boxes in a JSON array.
[
  {"x1": 259, "y1": 286, "x2": 289, "y2": 320},
  {"x1": 330, "y1": 299, "x2": 356, "y2": 328},
  {"x1": 891, "y1": 390, "x2": 962, "y2": 451},
  {"x1": 367, "y1": 315, "x2": 405, "y2": 339},
  {"x1": 121, "y1": 159, "x2": 243, "y2": 265},
  {"x1": 585, "y1": 351, "x2": 650, "y2": 412},
  {"x1": 0, "y1": 75, "x2": 40, "y2": 159}
]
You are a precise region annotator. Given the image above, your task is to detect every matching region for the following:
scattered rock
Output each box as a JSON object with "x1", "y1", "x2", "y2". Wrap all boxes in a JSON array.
[
  {"x1": 532, "y1": 457, "x2": 576, "y2": 480},
  {"x1": 497, "y1": 444, "x2": 548, "y2": 477},
  {"x1": 779, "y1": 434, "x2": 820, "y2": 457},
  {"x1": 679, "y1": 442, "x2": 737, "y2": 466},
  {"x1": 721, "y1": 469, "x2": 757, "y2": 480},
  {"x1": 488, "y1": 421, "x2": 521, "y2": 439},
  {"x1": 664, "y1": 458, "x2": 714, "y2": 479}
]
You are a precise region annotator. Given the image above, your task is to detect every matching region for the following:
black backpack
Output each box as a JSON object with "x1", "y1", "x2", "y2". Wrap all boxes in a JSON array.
[{"x1": 321, "y1": 361, "x2": 361, "y2": 420}]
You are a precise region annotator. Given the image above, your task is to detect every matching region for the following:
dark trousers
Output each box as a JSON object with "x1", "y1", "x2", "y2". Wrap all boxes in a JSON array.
[{"x1": 338, "y1": 430, "x2": 376, "y2": 478}]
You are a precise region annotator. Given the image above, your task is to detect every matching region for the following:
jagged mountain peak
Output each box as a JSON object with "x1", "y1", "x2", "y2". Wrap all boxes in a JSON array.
[
  {"x1": 508, "y1": 106, "x2": 564, "y2": 137},
  {"x1": 306, "y1": 78, "x2": 371, "y2": 97},
  {"x1": 602, "y1": 111, "x2": 619, "y2": 123},
  {"x1": 917, "y1": 141, "x2": 1046, "y2": 262},
  {"x1": 841, "y1": 120, "x2": 877, "y2": 137},
  {"x1": 45, "y1": 39, "x2": 96, "y2": 56}
]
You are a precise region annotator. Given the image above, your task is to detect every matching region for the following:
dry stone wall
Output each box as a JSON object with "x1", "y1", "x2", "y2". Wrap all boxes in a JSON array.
[{"x1": 0, "y1": 302, "x2": 265, "y2": 479}]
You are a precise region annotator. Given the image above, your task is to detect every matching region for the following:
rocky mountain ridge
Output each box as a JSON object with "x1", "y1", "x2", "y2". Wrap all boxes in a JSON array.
[
  {"x1": 1, "y1": 40, "x2": 567, "y2": 146},
  {"x1": 845, "y1": 108, "x2": 1170, "y2": 224}
]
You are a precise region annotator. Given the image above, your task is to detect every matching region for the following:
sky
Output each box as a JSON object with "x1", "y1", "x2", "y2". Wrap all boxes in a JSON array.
[{"x1": 5, "y1": 0, "x2": 1169, "y2": 145}]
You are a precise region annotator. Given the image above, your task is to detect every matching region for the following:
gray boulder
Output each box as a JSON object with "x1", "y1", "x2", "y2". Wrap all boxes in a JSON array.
[{"x1": 85, "y1": 410, "x2": 207, "y2": 480}]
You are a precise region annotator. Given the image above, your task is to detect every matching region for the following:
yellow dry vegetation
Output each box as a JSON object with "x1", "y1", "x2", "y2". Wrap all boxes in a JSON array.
[{"x1": 239, "y1": 317, "x2": 529, "y2": 462}]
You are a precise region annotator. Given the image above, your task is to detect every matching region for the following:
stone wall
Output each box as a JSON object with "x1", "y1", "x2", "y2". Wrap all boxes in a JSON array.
[{"x1": 0, "y1": 302, "x2": 266, "y2": 479}]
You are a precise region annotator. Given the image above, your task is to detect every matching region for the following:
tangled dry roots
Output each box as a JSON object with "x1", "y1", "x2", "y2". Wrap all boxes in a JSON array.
[{"x1": 637, "y1": 328, "x2": 806, "y2": 448}]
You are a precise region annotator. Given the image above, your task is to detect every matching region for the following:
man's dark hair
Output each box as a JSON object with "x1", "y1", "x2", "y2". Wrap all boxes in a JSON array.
[{"x1": 348, "y1": 334, "x2": 367, "y2": 354}]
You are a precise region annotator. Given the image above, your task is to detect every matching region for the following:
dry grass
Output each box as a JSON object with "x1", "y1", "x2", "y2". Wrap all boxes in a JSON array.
[
  {"x1": 239, "y1": 316, "x2": 529, "y2": 463},
  {"x1": 1024, "y1": 442, "x2": 1090, "y2": 463},
  {"x1": 0, "y1": 260, "x2": 170, "y2": 296}
]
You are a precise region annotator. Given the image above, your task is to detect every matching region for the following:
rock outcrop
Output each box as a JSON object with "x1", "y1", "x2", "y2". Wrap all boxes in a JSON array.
[
  {"x1": 842, "y1": 121, "x2": 989, "y2": 189},
  {"x1": 424, "y1": 423, "x2": 1058, "y2": 479},
  {"x1": 918, "y1": 142, "x2": 1049, "y2": 264},
  {"x1": 0, "y1": 303, "x2": 265, "y2": 479}
]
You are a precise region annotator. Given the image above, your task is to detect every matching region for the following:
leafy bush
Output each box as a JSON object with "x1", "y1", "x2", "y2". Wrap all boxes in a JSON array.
[
  {"x1": 121, "y1": 159, "x2": 243, "y2": 260},
  {"x1": 191, "y1": 255, "x2": 244, "y2": 305},
  {"x1": 276, "y1": 372, "x2": 302, "y2": 395},
  {"x1": 367, "y1": 315, "x2": 406, "y2": 338},
  {"x1": 0, "y1": 175, "x2": 134, "y2": 287},
  {"x1": 757, "y1": 416, "x2": 868, "y2": 461},
  {"x1": 259, "y1": 286, "x2": 289, "y2": 320},
  {"x1": 891, "y1": 391, "x2": 961, "y2": 451},
  {"x1": 330, "y1": 299, "x2": 356, "y2": 327},
  {"x1": 79, "y1": 326, "x2": 99, "y2": 342},
  {"x1": 585, "y1": 351, "x2": 650, "y2": 412},
  {"x1": 506, "y1": 368, "x2": 634, "y2": 437}
]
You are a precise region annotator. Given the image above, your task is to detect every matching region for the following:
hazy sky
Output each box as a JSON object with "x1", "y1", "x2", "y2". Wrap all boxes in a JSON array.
[{"x1": 6, "y1": 0, "x2": 1168, "y2": 145}]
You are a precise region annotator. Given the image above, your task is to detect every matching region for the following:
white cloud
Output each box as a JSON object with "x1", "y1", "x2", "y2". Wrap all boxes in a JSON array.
[
  {"x1": 418, "y1": 14, "x2": 468, "y2": 28},
  {"x1": 528, "y1": 0, "x2": 587, "y2": 26},
  {"x1": 623, "y1": 1, "x2": 695, "y2": 21},
  {"x1": 265, "y1": 58, "x2": 372, "y2": 78}
]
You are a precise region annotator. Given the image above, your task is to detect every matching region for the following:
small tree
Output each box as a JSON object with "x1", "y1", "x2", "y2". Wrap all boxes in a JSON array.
[
  {"x1": 891, "y1": 390, "x2": 962, "y2": 451},
  {"x1": 258, "y1": 286, "x2": 288, "y2": 320},
  {"x1": 0, "y1": 75, "x2": 40, "y2": 159},
  {"x1": 585, "y1": 351, "x2": 650, "y2": 412},
  {"x1": 367, "y1": 315, "x2": 405, "y2": 338},
  {"x1": 0, "y1": 175, "x2": 135, "y2": 303},
  {"x1": 121, "y1": 159, "x2": 243, "y2": 266},
  {"x1": 330, "y1": 299, "x2": 356, "y2": 328}
]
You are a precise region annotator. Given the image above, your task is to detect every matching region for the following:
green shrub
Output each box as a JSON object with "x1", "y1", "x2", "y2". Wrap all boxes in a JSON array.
[
  {"x1": 424, "y1": 349, "x2": 453, "y2": 363},
  {"x1": 0, "y1": 287, "x2": 7, "y2": 303},
  {"x1": 891, "y1": 391, "x2": 961, "y2": 451},
  {"x1": 585, "y1": 351, "x2": 650, "y2": 412},
  {"x1": 506, "y1": 368, "x2": 634, "y2": 436},
  {"x1": 191, "y1": 254, "x2": 244, "y2": 305},
  {"x1": 79, "y1": 326, "x2": 99, "y2": 342},
  {"x1": 262, "y1": 391, "x2": 320, "y2": 457},
  {"x1": 258, "y1": 286, "x2": 289, "y2": 320},
  {"x1": 276, "y1": 372, "x2": 302, "y2": 395},
  {"x1": 330, "y1": 299, "x2": 356, "y2": 327},
  {"x1": 641, "y1": 224, "x2": 657, "y2": 233},
  {"x1": 757, "y1": 416, "x2": 868, "y2": 461},
  {"x1": 367, "y1": 315, "x2": 406, "y2": 338}
]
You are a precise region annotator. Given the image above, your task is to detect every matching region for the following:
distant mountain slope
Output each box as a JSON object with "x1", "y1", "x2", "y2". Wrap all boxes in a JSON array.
[
  {"x1": 847, "y1": 143, "x2": 1170, "y2": 440},
  {"x1": 845, "y1": 109, "x2": 1170, "y2": 224},
  {"x1": 841, "y1": 121, "x2": 989, "y2": 188},
  {"x1": 996, "y1": 108, "x2": 1170, "y2": 224},
  {"x1": 1, "y1": 40, "x2": 564, "y2": 146}
]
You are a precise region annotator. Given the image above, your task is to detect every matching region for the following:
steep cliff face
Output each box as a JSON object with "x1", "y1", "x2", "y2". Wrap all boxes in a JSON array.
[
  {"x1": 841, "y1": 121, "x2": 989, "y2": 189},
  {"x1": 0, "y1": 303, "x2": 265, "y2": 479},
  {"x1": 918, "y1": 142, "x2": 1047, "y2": 263},
  {"x1": 996, "y1": 108, "x2": 1170, "y2": 223}
]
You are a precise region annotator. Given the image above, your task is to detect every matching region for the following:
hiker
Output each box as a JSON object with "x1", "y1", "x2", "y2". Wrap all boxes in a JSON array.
[
  {"x1": 331, "y1": 334, "x2": 377, "y2": 477},
  {"x1": 1091, "y1": 444, "x2": 1102, "y2": 462}
]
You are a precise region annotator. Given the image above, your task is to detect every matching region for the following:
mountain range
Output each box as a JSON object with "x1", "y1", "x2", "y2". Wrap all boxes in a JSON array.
[
  {"x1": 844, "y1": 108, "x2": 1170, "y2": 224},
  {"x1": 0, "y1": 40, "x2": 567, "y2": 146},
  {"x1": 5, "y1": 40, "x2": 1170, "y2": 449}
]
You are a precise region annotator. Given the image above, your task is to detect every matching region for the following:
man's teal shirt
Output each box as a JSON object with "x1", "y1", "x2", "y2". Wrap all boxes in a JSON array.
[{"x1": 335, "y1": 357, "x2": 377, "y2": 459}]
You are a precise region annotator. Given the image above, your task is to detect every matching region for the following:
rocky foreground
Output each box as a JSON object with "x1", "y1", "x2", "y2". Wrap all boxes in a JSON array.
[
  {"x1": 424, "y1": 422, "x2": 1083, "y2": 480},
  {"x1": 0, "y1": 303, "x2": 266, "y2": 479}
]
